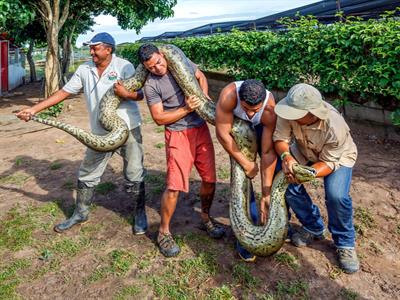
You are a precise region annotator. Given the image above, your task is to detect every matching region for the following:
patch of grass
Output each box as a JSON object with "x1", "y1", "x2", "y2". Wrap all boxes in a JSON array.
[
  {"x1": 86, "y1": 266, "x2": 110, "y2": 284},
  {"x1": 0, "y1": 172, "x2": 30, "y2": 186},
  {"x1": 36, "y1": 201, "x2": 62, "y2": 218},
  {"x1": 0, "y1": 206, "x2": 37, "y2": 250},
  {"x1": 146, "y1": 174, "x2": 165, "y2": 185},
  {"x1": 274, "y1": 251, "x2": 300, "y2": 270},
  {"x1": 339, "y1": 287, "x2": 359, "y2": 300},
  {"x1": 31, "y1": 258, "x2": 61, "y2": 280},
  {"x1": 155, "y1": 126, "x2": 165, "y2": 133},
  {"x1": 143, "y1": 116, "x2": 154, "y2": 124},
  {"x1": 232, "y1": 263, "x2": 260, "y2": 289},
  {"x1": 183, "y1": 231, "x2": 212, "y2": 247},
  {"x1": 146, "y1": 174, "x2": 165, "y2": 195},
  {"x1": 0, "y1": 259, "x2": 32, "y2": 299},
  {"x1": 150, "y1": 252, "x2": 219, "y2": 299},
  {"x1": 354, "y1": 207, "x2": 376, "y2": 237},
  {"x1": 113, "y1": 285, "x2": 141, "y2": 300},
  {"x1": 51, "y1": 238, "x2": 81, "y2": 257},
  {"x1": 62, "y1": 179, "x2": 75, "y2": 190},
  {"x1": 180, "y1": 252, "x2": 217, "y2": 280},
  {"x1": 85, "y1": 249, "x2": 135, "y2": 284},
  {"x1": 275, "y1": 279, "x2": 309, "y2": 299},
  {"x1": 109, "y1": 249, "x2": 136, "y2": 276},
  {"x1": 154, "y1": 142, "x2": 165, "y2": 149},
  {"x1": 205, "y1": 285, "x2": 235, "y2": 300},
  {"x1": 96, "y1": 182, "x2": 116, "y2": 195},
  {"x1": 15, "y1": 157, "x2": 24, "y2": 166},
  {"x1": 217, "y1": 166, "x2": 230, "y2": 180},
  {"x1": 49, "y1": 161, "x2": 63, "y2": 170}
]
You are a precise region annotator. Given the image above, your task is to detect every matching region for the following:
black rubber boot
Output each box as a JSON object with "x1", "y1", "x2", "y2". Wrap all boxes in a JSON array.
[
  {"x1": 54, "y1": 181, "x2": 95, "y2": 233},
  {"x1": 127, "y1": 181, "x2": 147, "y2": 235}
]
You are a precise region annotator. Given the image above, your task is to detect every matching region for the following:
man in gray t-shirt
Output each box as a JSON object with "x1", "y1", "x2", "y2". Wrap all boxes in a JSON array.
[
  {"x1": 139, "y1": 43, "x2": 225, "y2": 258},
  {"x1": 145, "y1": 59, "x2": 204, "y2": 131}
]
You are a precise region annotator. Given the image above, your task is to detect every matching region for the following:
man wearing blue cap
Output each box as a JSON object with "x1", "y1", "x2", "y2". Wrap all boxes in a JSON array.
[{"x1": 16, "y1": 32, "x2": 148, "y2": 236}]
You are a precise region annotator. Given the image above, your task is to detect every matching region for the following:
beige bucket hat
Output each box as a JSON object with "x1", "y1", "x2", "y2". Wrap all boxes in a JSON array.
[{"x1": 275, "y1": 83, "x2": 329, "y2": 120}]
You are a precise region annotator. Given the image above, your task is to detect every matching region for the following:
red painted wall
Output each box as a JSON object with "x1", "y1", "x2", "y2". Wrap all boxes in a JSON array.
[{"x1": 0, "y1": 40, "x2": 9, "y2": 92}]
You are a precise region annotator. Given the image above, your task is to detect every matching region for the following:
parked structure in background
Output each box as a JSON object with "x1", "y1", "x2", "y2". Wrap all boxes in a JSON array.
[
  {"x1": 0, "y1": 33, "x2": 26, "y2": 96},
  {"x1": 139, "y1": 0, "x2": 400, "y2": 42}
]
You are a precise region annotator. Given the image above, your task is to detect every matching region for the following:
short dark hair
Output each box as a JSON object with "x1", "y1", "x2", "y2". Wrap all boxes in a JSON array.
[
  {"x1": 138, "y1": 43, "x2": 160, "y2": 63},
  {"x1": 239, "y1": 79, "x2": 266, "y2": 105}
]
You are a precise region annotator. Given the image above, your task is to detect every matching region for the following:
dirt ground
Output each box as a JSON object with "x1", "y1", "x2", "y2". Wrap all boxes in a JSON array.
[{"x1": 0, "y1": 82, "x2": 399, "y2": 300}]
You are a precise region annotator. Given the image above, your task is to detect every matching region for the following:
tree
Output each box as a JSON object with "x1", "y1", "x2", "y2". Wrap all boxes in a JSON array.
[
  {"x1": 21, "y1": 0, "x2": 177, "y2": 97},
  {"x1": 0, "y1": 1, "x2": 45, "y2": 83}
]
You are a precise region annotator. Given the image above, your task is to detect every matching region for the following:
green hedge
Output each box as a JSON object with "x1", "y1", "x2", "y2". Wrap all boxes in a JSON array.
[{"x1": 120, "y1": 13, "x2": 400, "y2": 118}]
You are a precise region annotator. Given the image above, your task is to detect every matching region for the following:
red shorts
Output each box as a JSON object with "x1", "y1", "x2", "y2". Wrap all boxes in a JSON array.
[{"x1": 165, "y1": 123, "x2": 216, "y2": 193}]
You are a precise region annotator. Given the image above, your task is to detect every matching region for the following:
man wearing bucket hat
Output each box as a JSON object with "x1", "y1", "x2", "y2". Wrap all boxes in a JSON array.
[
  {"x1": 273, "y1": 83, "x2": 359, "y2": 274},
  {"x1": 16, "y1": 32, "x2": 148, "y2": 236}
]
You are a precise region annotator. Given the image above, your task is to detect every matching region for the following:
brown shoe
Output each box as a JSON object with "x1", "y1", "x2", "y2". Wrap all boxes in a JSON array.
[
  {"x1": 199, "y1": 218, "x2": 225, "y2": 239},
  {"x1": 157, "y1": 232, "x2": 180, "y2": 257}
]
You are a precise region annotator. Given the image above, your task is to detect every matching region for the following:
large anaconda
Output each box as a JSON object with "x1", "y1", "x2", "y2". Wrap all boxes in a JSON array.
[{"x1": 31, "y1": 44, "x2": 316, "y2": 255}]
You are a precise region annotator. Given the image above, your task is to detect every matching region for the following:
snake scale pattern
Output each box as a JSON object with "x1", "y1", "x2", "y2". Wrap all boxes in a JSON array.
[{"x1": 31, "y1": 44, "x2": 316, "y2": 255}]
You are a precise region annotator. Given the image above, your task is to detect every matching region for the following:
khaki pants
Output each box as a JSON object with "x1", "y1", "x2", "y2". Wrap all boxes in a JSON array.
[{"x1": 78, "y1": 127, "x2": 146, "y2": 188}]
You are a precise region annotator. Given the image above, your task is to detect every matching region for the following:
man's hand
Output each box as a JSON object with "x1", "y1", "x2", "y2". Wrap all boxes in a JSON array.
[
  {"x1": 260, "y1": 195, "x2": 270, "y2": 225},
  {"x1": 282, "y1": 155, "x2": 299, "y2": 184},
  {"x1": 16, "y1": 107, "x2": 36, "y2": 122},
  {"x1": 243, "y1": 161, "x2": 259, "y2": 178},
  {"x1": 185, "y1": 95, "x2": 201, "y2": 112},
  {"x1": 113, "y1": 80, "x2": 130, "y2": 99}
]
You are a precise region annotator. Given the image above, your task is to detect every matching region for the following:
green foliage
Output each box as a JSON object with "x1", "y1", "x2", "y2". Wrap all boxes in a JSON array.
[
  {"x1": 354, "y1": 207, "x2": 376, "y2": 237},
  {"x1": 0, "y1": 0, "x2": 34, "y2": 30},
  {"x1": 50, "y1": 161, "x2": 63, "y2": 170},
  {"x1": 0, "y1": 259, "x2": 32, "y2": 299},
  {"x1": 276, "y1": 279, "x2": 309, "y2": 299},
  {"x1": 390, "y1": 109, "x2": 400, "y2": 126},
  {"x1": 232, "y1": 263, "x2": 260, "y2": 289},
  {"x1": 340, "y1": 287, "x2": 360, "y2": 300},
  {"x1": 37, "y1": 102, "x2": 64, "y2": 119},
  {"x1": 154, "y1": 142, "x2": 165, "y2": 149},
  {"x1": 120, "y1": 12, "x2": 400, "y2": 123},
  {"x1": 0, "y1": 172, "x2": 30, "y2": 186},
  {"x1": 205, "y1": 285, "x2": 235, "y2": 300},
  {"x1": 274, "y1": 251, "x2": 300, "y2": 270},
  {"x1": 95, "y1": 182, "x2": 116, "y2": 195}
]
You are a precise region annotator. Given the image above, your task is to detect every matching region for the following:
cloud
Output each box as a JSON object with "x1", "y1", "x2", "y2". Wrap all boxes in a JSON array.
[{"x1": 76, "y1": 0, "x2": 320, "y2": 46}]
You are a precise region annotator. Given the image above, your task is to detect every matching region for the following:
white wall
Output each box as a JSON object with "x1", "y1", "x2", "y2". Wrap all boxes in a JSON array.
[{"x1": 8, "y1": 63, "x2": 25, "y2": 90}]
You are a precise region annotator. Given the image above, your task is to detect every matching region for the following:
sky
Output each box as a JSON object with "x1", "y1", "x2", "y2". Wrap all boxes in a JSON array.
[{"x1": 76, "y1": 0, "x2": 320, "y2": 46}]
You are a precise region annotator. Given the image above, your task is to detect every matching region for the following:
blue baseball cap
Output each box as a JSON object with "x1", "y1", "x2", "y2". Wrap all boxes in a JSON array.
[{"x1": 83, "y1": 32, "x2": 115, "y2": 46}]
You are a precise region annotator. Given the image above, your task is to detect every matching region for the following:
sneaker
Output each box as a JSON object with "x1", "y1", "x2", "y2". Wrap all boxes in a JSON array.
[
  {"x1": 157, "y1": 232, "x2": 180, "y2": 257},
  {"x1": 291, "y1": 226, "x2": 326, "y2": 247},
  {"x1": 337, "y1": 248, "x2": 360, "y2": 274},
  {"x1": 199, "y1": 218, "x2": 225, "y2": 239},
  {"x1": 235, "y1": 241, "x2": 256, "y2": 263}
]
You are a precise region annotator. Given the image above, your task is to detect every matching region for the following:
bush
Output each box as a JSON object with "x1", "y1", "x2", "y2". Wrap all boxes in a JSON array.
[{"x1": 120, "y1": 11, "x2": 400, "y2": 114}]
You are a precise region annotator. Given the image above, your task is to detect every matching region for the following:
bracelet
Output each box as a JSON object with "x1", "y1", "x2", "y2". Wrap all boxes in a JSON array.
[{"x1": 280, "y1": 151, "x2": 292, "y2": 160}]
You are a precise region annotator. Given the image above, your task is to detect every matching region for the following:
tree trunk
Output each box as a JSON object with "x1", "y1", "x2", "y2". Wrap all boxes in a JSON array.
[
  {"x1": 61, "y1": 33, "x2": 73, "y2": 84},
  {"x1": 44, "y1": 24, "x2": 61, "y2": 97},
  {"x1": 39, "y1": 0, "x2": 70, "y2": 98},
  {"x1": 27, "y1": 40, "x2": 37, "y2": 82}
]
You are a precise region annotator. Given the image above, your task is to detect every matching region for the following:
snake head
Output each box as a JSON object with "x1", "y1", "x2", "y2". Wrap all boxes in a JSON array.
[{"x1": 292, "y1": 164, "x2": 317, "y2": 183}]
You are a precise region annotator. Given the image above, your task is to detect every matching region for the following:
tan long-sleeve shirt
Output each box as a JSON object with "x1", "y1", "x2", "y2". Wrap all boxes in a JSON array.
[{"x1": 273, "y1": 103, "x2": 357, "y2": 171}]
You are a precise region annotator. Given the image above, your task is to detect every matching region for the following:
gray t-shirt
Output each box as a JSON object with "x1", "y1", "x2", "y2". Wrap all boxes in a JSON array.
[{"x1": 144, "y1": 60, "x2": 204, "y2": 131}]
